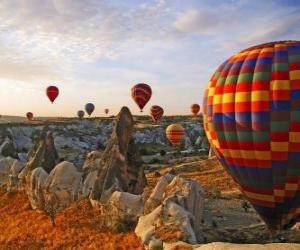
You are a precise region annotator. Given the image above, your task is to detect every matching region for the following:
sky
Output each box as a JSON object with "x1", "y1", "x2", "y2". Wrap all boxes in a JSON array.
[{"x1": 0, "y1": 0, "x2": 299, "y2": 117}]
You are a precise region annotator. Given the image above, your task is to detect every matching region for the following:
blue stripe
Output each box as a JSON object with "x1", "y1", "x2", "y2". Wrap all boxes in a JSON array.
[
  {"x1": 256, "y1": 57, "x2": 272, "y2": 64},
  {"x1": 243, "y1": 59, "x2": 257, "y2": 66},
  {"x1": 291, "y1": 90, "x2": 300, "y2": 100},
  {"x1": 288, "y1": 152, "x2": 300, "y2": 160},
  {"x1": 252, "y1": 112, "x2": 270, "y2": 122},
  {"x1": 272, "y1": 161, "x2": 287, "y2": 168},
  {"x1": 271, "y1": 101, "x2": 290, "y2": 111},
  {"x1": 287, "y1": 44, "x2": 300, "y2": 50},
  {"x1": 213, "y1": 112, "x2": 235, "y2": 123},
  {"x1": 274, "y1": 51, "x2": 288, "y2": 57}
]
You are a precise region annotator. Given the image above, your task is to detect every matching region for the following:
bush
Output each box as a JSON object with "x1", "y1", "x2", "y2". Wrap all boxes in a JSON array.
[{"x1": 159, "y1": 150, "x2": 166, "y2": 156}]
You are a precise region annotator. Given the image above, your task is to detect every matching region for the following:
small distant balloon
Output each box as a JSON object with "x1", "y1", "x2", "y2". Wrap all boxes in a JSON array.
[
  {"x1": 191, "y1": 104, "x2": 200, "y2": 116},
  {"x1": 166, "y1": 124, "x2": 185, "y2": 146},
  {"x1": 150, "y1": 105, "x2": 164, "y2": 123},
  {"x1": 85, "y1": 103, "x2": 95, "y2": 116},
  {"x1": 77, "y1": 110, "x2": 85, "y2": 119},
  {"x1": 131, "y1": 83, "x2": 152, "y2": 112},
  {"x1": 104, "y1": 108, "x2": 109, "y2": 115},
  {"x1": 46, "y1": 86, "x2": 59, "y2": 103},
  {"x1": 26, "y1": 112, "x2": 33, "y2": 121}
]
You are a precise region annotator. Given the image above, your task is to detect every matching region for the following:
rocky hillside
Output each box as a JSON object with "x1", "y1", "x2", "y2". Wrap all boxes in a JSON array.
[{"x1": 0, "y1": 116, "x2": 207, "y2": 167}]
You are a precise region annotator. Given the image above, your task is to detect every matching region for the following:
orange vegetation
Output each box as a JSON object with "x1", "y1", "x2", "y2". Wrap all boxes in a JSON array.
[{"x1": 0, "y1": 189, "x2": 143, "y2": 250}]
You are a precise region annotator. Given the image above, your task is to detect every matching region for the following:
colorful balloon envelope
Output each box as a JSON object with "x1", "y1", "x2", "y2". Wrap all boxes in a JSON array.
[
  {"x1": 131, "y1": 83, "x2": 152, "y2": 112},
  {"x1": 77, "y1": 110, "x2": 85, "y2": 119},
  {"x1": 191, "y1": 104, "x2": 200, "y2": 116},
  {"x1": 104, "y1": 108, "x2": 109, "y2": 115},
  {"x1": 46, "y1": 86, "x2": 59, "y2": 103},
  {"x1": 150, "y1": 105, "x2": 164, "y2": 123},
  {"x1": 26, "y1": 112, "x2": 33, "y2": 121},
  {"x1": 166, "y1": 124, "x2": 185, "y2": 146},
  {"x1": 85, "y1": 103, "x2": 95, "y2": 116},
  {"x1": 203, "y1": 41, "x2": 300, "y2": 230}
]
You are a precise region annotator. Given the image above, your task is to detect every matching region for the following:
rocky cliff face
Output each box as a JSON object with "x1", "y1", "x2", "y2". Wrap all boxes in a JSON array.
[{"x1": 0, "y1": 119, "x2": 205, "y2": 167}]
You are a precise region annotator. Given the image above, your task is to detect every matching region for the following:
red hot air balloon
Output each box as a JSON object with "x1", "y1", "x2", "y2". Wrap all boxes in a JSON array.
[
  {"x1": 46, "y1": 86, "x2": 59, "y2": 103},
  {"x1": 131, "y1": 83, "x2": 152, "y2": 112},
  {"x1": 166, "y1": 124, "x2": 185, "y2": 146},
  {"x1": 203, "y1": 40, "x2": 300, "y2": 230},
  {"x1": 26, "y1": 112, "x2": 33, "y2": 121},
  {"x1": 191, "y1": 104, "x2": 200, "y2": 116},
  {"x1": 150, "y1": 105, "x2": 164, "y2": 123},
  {"x1": 104, "y1": 108, "x2": 109, "y2": 115}
]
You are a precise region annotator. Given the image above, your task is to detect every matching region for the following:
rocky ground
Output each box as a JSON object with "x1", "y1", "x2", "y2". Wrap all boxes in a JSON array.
[
  {"x1": 0, "y1": 115, "x2": 207, "y2": 167},
  {"x1": 0, "y1": 157, "x2": 299, "y2": 249}
]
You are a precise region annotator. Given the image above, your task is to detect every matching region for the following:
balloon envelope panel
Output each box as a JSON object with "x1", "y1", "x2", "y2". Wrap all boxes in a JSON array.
[
  {"x1": 131, "y1": 83, "x2": 152, "y2": 111},
  {"x1": 203, "y1": 41, "x2": 300, "y2": 230}
]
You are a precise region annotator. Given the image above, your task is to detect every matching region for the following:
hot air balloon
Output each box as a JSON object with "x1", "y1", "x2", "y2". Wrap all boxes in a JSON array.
[
  {"x1": 104, "y1": 108, "x2": 109, "y2": 115},
  {"x1": 191, "y1": 104, "x2": 200, "y2": 116},
  {"x1": 150, "y1": 105, "x2": 164, "y2": 123},
  {"x1": 131, "y1": 83, "x2": 152, "y2": 112},
  {"x1": 166, "y1": 124, "x2": 185, "y2": 146},
  {"x1": 46, "y1": 86, "x2": 59, "y2": 103},
  {"x1": 85, "y1": 103, "x2": 95, "y2": 116},
  {"x1": 203, "y1": 40, "x2": 300, "y2": 230},
  {"x1": 26, "y1": 112, "x2": 33, "y2": 121},
  {"x1": 77, "y1": 110, "x2": 85, "y2": 119}
]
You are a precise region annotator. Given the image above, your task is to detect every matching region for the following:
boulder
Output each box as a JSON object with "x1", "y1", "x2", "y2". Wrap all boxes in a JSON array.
[
  {"x1": 26, "y1": 167, "x2": 49, "y2": 210},
  {"x1": 136, "y1": 175, "x2": 205, "y2": 248},
  {"x1": 0, "y1": 136, "x2": 18, "y2": 158},
  {"x1": 44, "y1": 161, "x2": 83, "y2": 210}
]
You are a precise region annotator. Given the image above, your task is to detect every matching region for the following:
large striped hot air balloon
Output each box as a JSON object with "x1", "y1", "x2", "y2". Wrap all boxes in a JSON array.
[
  {"x1": 131, "y1": 83, "x2": 152, "y2": 112},
  {"x1": 203, "y1": 40, "x2": 300, "y2": 230},
  {"x1": 191, "y1": 104, "x2": 200, "y2": 116},
  {"x1": 85, "y1": 103, "x2": 95, "y2": 116},
  {"x1": 150, "y1": 105, "x2": 164, "y2": 123},
  {"x1": 166, "y1": 124, "x2": 185, "y2": 146},
  {"x1": 26, "y1": 112, "x2": 33, "y2": 121},
  {"x1": 77, "y1": 110, "x2": 85, "y2": 119},
  {"x1": 46, "y1": 86, "x2": 59, "y2": 103}
]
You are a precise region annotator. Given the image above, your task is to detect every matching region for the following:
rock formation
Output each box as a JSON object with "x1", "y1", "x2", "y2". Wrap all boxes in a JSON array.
[
  {"x1": 136, "y1": 175, "x2": 205, "y2": 248},
  {"x1": 90, "y1": 107, "x2": 147, "y2": 204}
]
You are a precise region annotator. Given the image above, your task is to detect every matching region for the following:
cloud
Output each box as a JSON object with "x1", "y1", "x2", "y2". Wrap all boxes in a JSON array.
[{"x1": 174, "y1": 9, "x2": 222, "y2": 35}]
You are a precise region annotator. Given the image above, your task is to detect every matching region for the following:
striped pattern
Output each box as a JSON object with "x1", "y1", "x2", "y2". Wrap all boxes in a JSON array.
[
  {"x1": 203, "y1": 41, "x2": 300, "y2": 230},
  {"x1": 150, "y1": 105, "x2": 164, "y2": 123},
  {"x1": 191, "y1": 103, "x2": 200, "y2": 116},
  {"x1": 166, "y1": 124, "x2": 185, "y2": 146},
  {"x1": 46, "y1": 86, "x2": 59, "y2": 103},
  {"x1": 131, "y1": 83, "x2": 152, "y2": 112}
]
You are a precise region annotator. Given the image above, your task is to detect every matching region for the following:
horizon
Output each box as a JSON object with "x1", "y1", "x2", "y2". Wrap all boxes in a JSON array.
[{"x1": 0, "y1": 0, "x2": 299, "y2": 117}]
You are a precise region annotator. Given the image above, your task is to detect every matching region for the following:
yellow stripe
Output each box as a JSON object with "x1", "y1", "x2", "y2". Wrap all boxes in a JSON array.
[
  {"x1": 252, "y1": 91, "x2": 269, "y2": 101},
  {"x1": 270, "y1": 80, "x2": 290, "y2": 90},
  {"x1": 208, "y1": 87, "x2": 215, "y2": 97},
  {"x1": 285, "y1": 183, "x2": 299, "y2": 191},
  {"x1": 244, "y1": 191, "x2": 274, "y2": 202},
  {"x1": 213, "y1": 93, "x2": 235, "y2": 104},
  {"x1": 222, "y1": 149, "x2": 271, "y2": 160},
  {"x1": 235, "y1": 92, "x2": 251, "y2": 102},
  {"x1": 271, "y1": 142, "x2": 288, "y2": 152},
  {"x1": 289, "y1": 132, "x2": 300, "y2": 143},
  {"x1": 290, "y1": 70, "x2": 300, "y2": 80},
  {"x1": 274, "y1": 189, "x2": 285, "y2": 197}
]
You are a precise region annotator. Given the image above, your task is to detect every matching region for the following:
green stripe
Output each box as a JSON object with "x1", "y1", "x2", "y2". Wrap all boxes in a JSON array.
[
  {"x1": 289, "y1": 54, "x2": 300, "y2": 63},
  {"x1": 218, "y1": 131, "x2": 269, "y2": 142},
  {"x1": 217, "y1": 77, "x2": 226, "y2": 86},
  {"x1": 291, "y1": 111, "x2": 300, "y2": 122},
  {"x1": 237, "y1": 73, "x2": 253, "y2": 83},
  {"x1": 253, "y1": 72, "x2": 270, "y2": 81},
  {"x1": 271, "y1": 63, "x2": 288, "y2": 71},
  {"x1": 225, "y1": 75, "x2": 239, "y2": 84},
  {"x1": 271, "y1": 121, "x2": 289, "y2": 131}
]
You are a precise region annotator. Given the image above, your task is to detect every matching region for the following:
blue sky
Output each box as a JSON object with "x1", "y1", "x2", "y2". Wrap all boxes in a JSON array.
[{"x1": 0, "y1": 0, "x2": 299, "y2": 116}]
